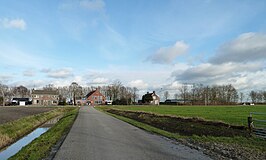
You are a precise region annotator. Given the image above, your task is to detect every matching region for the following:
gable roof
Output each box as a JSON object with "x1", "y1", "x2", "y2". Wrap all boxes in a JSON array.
[
  {"x1": 32, "y1": 90, "x2": 59, "y2": 95},
  {"x1": 144, "y1": 91, "x2": 159, "y2": 97},
  {"x1": 86, "y1": 90, "x2": 97, "y2": 98}
]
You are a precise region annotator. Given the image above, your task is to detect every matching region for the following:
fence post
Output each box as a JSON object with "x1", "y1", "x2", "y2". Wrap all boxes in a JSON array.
[{"x1": 248, "y1": 116, "x2": 253, "y2": 135}]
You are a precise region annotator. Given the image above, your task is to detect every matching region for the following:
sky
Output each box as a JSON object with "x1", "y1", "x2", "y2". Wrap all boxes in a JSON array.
[{"x1": 0, "y1": 0, "x2": 266, "y2": 98}]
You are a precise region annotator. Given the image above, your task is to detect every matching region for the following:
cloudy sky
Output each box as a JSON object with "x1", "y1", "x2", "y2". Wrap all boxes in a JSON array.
[{"x1": 0, "y1": 0, "x2": 266, "y2": 97}]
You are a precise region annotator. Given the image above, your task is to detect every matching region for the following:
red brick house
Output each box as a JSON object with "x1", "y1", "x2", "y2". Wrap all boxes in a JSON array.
[{"x1": 86, "y1": 88, "x2": 106, "y2": 105}]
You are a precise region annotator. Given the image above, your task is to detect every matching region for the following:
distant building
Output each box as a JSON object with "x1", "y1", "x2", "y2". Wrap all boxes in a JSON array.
[
  {"x1": 32, "y1": 89, "x2": 59, "y2": 106},
  {"x1": 12, "y1": 98, "x2": 32, "y2": 106},
  {"x1": 142, "y1": 91, "x2": 160, "y2": 105},
  {"x1": 76, "y1": 98, "x2": 87, "y2": 106},
  {"x1": 164, "y1": 99, "x2": 192, "y2": 105},
  {"x1": 86, "y1": 88, "x2": 106, "y2": 105}
]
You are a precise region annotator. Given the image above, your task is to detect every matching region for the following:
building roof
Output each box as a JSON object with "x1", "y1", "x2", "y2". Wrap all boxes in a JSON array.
[
  {"x1": 86, "y1": 90, "x2": 96, "y2": 98},
  {"x1": 144, "y1": 91, "x2": 159, "y2": 97},
  {"x1": 86, "y1": 88, "x2": 105, "y2": 98},
  {"x1": 32, "y1": 89, "x2": 59, "y2": 95},
  {"x1": 12, "y1": 98, "x2": 31, "y2": 101}
]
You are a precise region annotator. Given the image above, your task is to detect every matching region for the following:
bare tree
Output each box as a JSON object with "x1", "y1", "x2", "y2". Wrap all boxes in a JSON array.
[
  {"x1": 257, "y1": 91, "x2": 263, "y2": 103},
  {"x1": 13, "y1": 85, "x2": 29, "y2": 98},
  {"x1": 58, "y1": 86, "x2": 71, "y2": 101},
  {"x1": 179, "y1": 84, "x2": 188, "y2": 104},
  {"x1": 126, "y1": 87, "x2": 133, "y2": 105},
  {"x1": 111, "y1": 80, "x2": 122, "y2": 100},
  {"x1": 164, "y1": 91, "x2": 170, "y2": 101},
  {"x1": 263, "y1": 91, "x2": 266, "y2": 103},
  {"x1": 250, "y1": 90, "x2": 257, "y2": 103},
  {"x1": 132, "y1": 87, "x2": 139, "y2": 103},
  {"x1": 43, "y1": 84, "x2": 56, "y2": 91},
  {"x1": 69, "y1": 82, "x2": 79, "y2": 105},
  {"x1": 239, "y1": 92, "x2": 244, "y2": 103},
  {"x1": 174, "y1": 93, "x2": 178, "y2": 99},
  {"x1": 0, "y1": 83, "x2": 9, "y2": 106}
]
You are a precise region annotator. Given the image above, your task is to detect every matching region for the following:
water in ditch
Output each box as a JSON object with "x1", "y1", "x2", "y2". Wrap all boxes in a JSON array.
[
  {"x1": 0, "y1": 127, "x2": 49, "y2": 159},
  {"x1": 0, "y1": 116, "x2": 61, "y2": 159}
]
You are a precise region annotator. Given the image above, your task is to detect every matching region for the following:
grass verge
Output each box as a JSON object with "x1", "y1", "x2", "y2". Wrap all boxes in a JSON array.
[
  {"x1": 9, "y1": 107, "x2": 79, "y2": 160},
  {"x1": 0, "y1": 107, "x2": 74, "y2": 150}
]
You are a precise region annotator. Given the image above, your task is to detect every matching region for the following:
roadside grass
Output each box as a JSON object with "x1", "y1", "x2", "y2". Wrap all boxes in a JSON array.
[
  {"x1": 98, "y1": 105, "x2": 266, "y2": 126},
  {"x1": 9, "y1": 107, "x2": 79, "y2": 160},
  {"x1": 0, "y1": 107, "x2": 74, "y2": 150},
  {"x1": 96, "y1": 106, "x2": 266, "y2": 153}
]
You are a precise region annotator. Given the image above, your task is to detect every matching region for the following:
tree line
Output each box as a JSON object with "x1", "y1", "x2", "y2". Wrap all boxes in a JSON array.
[
  {"x1": 163, "y1": 83, "x2": 266, "y2": 105},
  {"x1": 249, "y1": 90, "x2": 266, "y2": 104},
  {"x1": 1, "y1": 81, "x2": 266, "y2": 106},
  {"x1": 0, "y1": 80, "x2": 139, "y2": 106}
]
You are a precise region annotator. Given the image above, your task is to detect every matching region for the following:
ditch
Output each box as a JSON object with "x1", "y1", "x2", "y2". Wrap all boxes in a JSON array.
[{"x1": 0, "y1": 116, "x2": 61, "y2": 159}]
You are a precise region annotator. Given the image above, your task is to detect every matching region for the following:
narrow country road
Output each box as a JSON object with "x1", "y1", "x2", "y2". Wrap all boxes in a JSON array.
[{"x1": 54, "y1": 106, "x2": 211, "y2": 160}]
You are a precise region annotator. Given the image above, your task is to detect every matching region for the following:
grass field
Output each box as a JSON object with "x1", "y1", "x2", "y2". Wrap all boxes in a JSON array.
[{"x1": 98, "y1": 105, "x2": 266, "y2": 126}]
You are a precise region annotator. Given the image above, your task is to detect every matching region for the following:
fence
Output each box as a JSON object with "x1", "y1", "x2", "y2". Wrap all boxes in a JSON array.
[{"x1": 248, "y1": 112, "x2": 266, "y2": 139}]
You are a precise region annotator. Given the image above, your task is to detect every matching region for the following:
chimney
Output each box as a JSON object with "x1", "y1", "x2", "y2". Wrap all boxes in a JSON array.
[
  {"x1": 153, "y1": 91, "x2": 155, "y2": 94},
  {"x1": 147, "y1": 92, "x2": 149, "y2": 94}
]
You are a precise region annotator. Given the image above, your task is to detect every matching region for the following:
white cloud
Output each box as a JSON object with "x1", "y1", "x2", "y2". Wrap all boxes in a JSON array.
[
  {"x1": 170, "y1": 32, "x2": 266, "y2": 91},
  {"x1": 87, "y1": 77, "x2": 109, "y2": 85},
  {"x1": 80, "y1": 0, "x2": 105, "y2": 11},
  {"x1": 172, "y1": 62, "x2": 263, "y2": 84},
  {"x1": 209, "y1": 32, "x2": 266, "y2": 64},
  {"x1": 43, "y1": 68, "x2": 74, "y2": 79},
  {"x1": 0, "y1": 18, "x2": 26, "y2": 30},
  {"x1": 0, "y1": 75, "x2": 13, "y2": 83},
  {"x1": 128, "y1": 80, "x2": 148, "y2": 90},
  {"x1": 23, "y1": 69, "x2": 36, "y2": 77},
  {"x1": 40, "y1": 68, "x2": 52, "y2": 73},
  {"x1": 147, "y1": 41, "x2": 189, "y2": 64},
  {"x1": 11, "y1": 80, "x2": 47, "y2": 89}
]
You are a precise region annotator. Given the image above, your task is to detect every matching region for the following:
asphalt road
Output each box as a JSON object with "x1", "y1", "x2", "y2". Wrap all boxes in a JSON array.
[{"x1": 54, "y1": 106, "x2": 211, "y2": 160}]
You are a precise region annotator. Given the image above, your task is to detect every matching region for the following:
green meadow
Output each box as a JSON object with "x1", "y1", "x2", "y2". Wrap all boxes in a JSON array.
[{"x1": 99, "y1": 105, "x2": 266, "y2": 126}]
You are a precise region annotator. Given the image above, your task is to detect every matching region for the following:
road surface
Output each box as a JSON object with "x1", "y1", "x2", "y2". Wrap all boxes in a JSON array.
[{"x1": 54, "y1": 106, "x2": 211, "y2": 160}]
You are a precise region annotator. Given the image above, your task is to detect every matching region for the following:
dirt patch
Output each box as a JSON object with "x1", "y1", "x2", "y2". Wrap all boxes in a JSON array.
[
  {"x1": 176, "y1": 138, "x2": 266, "y2": 160},
  {"x1": 0, "y1": 107, "x2": 56, "y2": 125},
  {"x1": 107, "y1": 109, "x2": 249, "y2": 137}
]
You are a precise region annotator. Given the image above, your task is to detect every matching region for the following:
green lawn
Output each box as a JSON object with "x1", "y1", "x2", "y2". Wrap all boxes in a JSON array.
[{"x1": 98, "y1": 105, "x2": 266, "y2": 126}]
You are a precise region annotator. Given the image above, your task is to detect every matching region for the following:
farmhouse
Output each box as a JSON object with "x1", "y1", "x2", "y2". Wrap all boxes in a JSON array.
[
  {"x1": 32, "y1": 89, "x2": 59, "y2": 106},
  {"x1": 86, "y1": 88, "x2": 106, "y2": 105},
  {"x1": 142, "y1": 91, "x2": 160, "y2": 105}
]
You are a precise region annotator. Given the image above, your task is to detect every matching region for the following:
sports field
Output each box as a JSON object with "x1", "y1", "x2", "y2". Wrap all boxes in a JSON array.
[{"x1": 99, "y1": 105, "x2": 266, "y2": 126}]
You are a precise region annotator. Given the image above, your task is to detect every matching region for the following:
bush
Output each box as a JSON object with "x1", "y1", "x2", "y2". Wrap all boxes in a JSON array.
[
  {"x1": 58, "y1": 101, "x2": 67, "y2": 106},
  {"x1": 112, "y1": 98, "x2": 131, "y2": 105}
]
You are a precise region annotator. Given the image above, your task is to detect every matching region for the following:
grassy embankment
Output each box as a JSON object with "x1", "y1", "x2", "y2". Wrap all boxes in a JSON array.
[
  {"x1": 97, "y1": 105, "x2": 266, "y2": 153},
  {"x1": 0, "y1": 107, "x2": 71, "y2": 150},
  {"x1": 9, "y1": 107, "x2": 79, "y2": 160}
]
